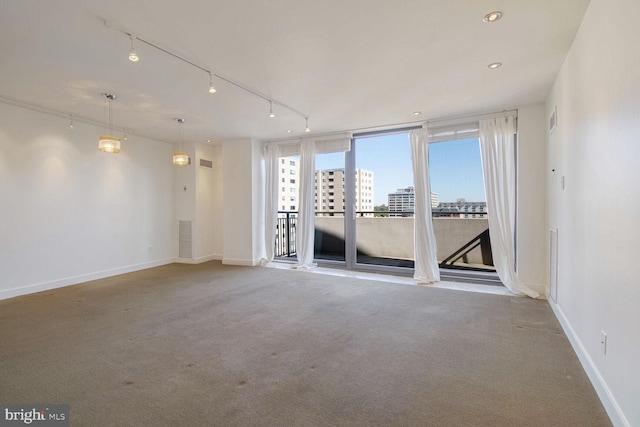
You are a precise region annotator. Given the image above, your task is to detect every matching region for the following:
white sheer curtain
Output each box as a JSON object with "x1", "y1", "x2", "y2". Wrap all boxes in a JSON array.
[
  {"x1": 479, "y1": 117, "x2": 539, "y2": 298},
  {"x1": 295, "y1": 140, "x2": 317, "y2": 269},
  {"x1": 409, "y1": 128, "x2": 440, "y2": 283},
  {"x1": 260, "y1": 143, "x2": 279, "y2": 265}
]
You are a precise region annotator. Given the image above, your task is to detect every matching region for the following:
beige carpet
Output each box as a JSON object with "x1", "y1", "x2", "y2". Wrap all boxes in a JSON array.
[{"x1": 0, "y1": 262, "x2": 611, "y2": 426}]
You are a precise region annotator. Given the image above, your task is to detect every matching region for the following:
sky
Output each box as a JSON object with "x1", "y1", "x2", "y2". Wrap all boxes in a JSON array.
[{"x1": 315, "y1": 134, "x2": 486, "y2": 206}]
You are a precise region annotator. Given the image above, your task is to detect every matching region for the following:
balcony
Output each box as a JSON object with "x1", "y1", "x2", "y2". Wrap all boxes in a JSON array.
[{"x1": 275, "y1": 211, "x2": 494, "y2": 272}]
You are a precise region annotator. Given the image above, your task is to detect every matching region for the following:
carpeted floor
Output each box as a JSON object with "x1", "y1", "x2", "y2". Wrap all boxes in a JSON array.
[{"x1": 0, "y1": 262, "x2": 611, "y2": 426}]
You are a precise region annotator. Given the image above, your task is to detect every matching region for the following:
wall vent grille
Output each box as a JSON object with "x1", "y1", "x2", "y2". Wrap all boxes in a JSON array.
[
  {"x1": 179, "y1": 220, "x2": 193, "y2": 259},
  {"x1": 199, "y1": 159, "x2": 213, "y2": 169}
]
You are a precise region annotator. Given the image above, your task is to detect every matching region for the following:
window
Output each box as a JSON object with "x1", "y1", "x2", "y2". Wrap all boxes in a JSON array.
[
  {"x1": 290, "y1": 179, "x2": 296, "y2": 184},
  {"x1": 290, "y1": 160, "x2": 296, "y2": 166}
]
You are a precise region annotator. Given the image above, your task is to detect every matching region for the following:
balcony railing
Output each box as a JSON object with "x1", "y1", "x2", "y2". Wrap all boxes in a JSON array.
[{"x1": 275, "y1": 211, "x2": 495, "y2": 272}]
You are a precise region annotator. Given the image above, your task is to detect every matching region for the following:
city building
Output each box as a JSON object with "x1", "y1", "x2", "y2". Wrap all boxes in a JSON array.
[
  {"x1": 388, "y1": 186, "x2": 415, "y2": 217},
  {"x1": 314, "y1": 168, "x2": 374, "y2": 216},
  {"x1": 438, "y1": 198, "x2": 487, "y2": 219},
  {"x1": 387, "y1": 187, "x2": 438, "y2": 216},
  {"x1": 278, "y1": 157, "x2": 299, "y2": 211}
]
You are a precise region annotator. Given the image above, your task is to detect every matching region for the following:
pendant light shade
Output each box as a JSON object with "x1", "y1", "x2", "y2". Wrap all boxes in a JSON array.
[
  {"x1": 173, "y1": 118, "x2": 190, "y2": 166},
  {"x1": 99, "y1": 93, "x2": 121, "y2": 153},
  {"x1": 172, "y1": 152, "x2": 190, "y2": 166},
  {"x1": 99, "y1": 135, "x2": 121, "y2": 153}
]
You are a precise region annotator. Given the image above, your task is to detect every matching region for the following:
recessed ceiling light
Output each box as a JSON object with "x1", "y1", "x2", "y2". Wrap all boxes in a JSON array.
[
  {"x1": 483, "y1": 11, "x2": 502, "y2": 23},
  {"x1": 412, "y1": 111, "x2": 421, "y2": 116},
  {"x1": 488, "y1": 62, "x2": 502, "y2": 69},
  {"x1": 286, "y1": 129, "x2": 292, "y2": 133},
  {"x1": 206, "y1": 139, "x2": 212, "y2": 143}
]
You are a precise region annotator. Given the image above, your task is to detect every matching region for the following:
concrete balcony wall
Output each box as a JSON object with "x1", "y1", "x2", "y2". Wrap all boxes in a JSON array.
[{"x1": 314, "y1": 217, "x2": 489, "y2": 264}]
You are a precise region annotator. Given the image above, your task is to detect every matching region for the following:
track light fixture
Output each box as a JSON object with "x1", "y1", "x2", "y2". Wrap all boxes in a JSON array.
[
  {"x1": 128, "y1": 35, "x2": 139, "y2": 62},
  {"x1": 305, "y1": 117, "x2": 311, "y2": 133},
  {"x1": 68, "y1": 114, "x2": 74, "y2": 129},
  {"x1": 208, "y1": 73, "x2": 216, "y2": 94},
  {"x1": 269, "y1": 101, "x2": 275, "y2": 118}
]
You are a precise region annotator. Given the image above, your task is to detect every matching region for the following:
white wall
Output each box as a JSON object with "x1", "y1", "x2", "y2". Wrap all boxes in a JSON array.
[
  {"x1": 222, "y1": 138, "x2": 262, "y2": 265},
  {"x1": 0, "y1": 103, "x2": 175, "y2": 300},
  {"x1": 546, "y1": 1, "x2": 640, "y2": 425},
  {"x1": 516, "y1": 103, "x2": 548, "y2": 296},
  {"x1": 195, "y1": 143, "x2": 223, "y2": 260}
]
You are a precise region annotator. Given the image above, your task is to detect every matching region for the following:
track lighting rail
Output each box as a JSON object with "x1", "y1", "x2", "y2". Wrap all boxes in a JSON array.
[{"x1": 104, "y1": 20, "x2": 310, "y2": 125}]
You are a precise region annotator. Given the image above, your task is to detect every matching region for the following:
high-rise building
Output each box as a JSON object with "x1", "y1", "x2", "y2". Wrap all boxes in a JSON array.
[
  {"x1": 387, "y1": 187, "x2": 438, "y2": 217},
  {"x1": 431, "y1": 192, "x2": 438, "y2": 208},
  {"x1": 278, "y1": 157, "x2": 299, "y2": 211},
  {"x1": 314, "y1": 168, "x2": 374, "y2": 216},
  {"x1": 388, "y1": 186, "x2": 415, "y2": 217}
]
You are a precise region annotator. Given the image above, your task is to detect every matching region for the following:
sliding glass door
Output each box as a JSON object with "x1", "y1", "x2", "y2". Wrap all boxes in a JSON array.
[{"x1": 350, "y1": 132, "x2": 415, "y2": 273}]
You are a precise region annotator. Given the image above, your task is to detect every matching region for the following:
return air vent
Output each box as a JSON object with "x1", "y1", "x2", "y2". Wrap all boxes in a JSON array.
[
  {"x1": 179, "y1": 220, "x2": 193, "y2": 259},
  {"x1": 199, "y1": 159, "x2": 213, "y2": 169}
]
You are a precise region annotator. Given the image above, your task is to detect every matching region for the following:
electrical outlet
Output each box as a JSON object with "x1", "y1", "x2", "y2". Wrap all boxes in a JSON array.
[{"x1": 600, "y1": 331, "x2": 607, "y2": 355}]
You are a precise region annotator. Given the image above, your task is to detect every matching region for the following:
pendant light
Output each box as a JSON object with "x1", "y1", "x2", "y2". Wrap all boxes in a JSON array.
[
  {"x1": 98, "y1": 93, "x2": 121, "y2": 153},
  {"x1": 173, "y1": 118, "x2": 190, "y2": 166}
]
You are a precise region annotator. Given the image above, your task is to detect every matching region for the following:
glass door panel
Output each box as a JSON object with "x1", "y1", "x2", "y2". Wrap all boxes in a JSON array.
[
  {"x1": 353, "y1": 133, "x2": 415, "y2": 269},
  {"x1": 314, "y1": 152, "x2": 346, "y2": 262},
  {"x1": 428, "y1": 137, "x2": 495, "y2": 272}
]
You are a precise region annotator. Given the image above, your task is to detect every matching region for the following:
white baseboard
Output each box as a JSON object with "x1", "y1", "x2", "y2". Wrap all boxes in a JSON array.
[
  {"x1": 222, "y1": 257, "x2": 258, "y2": 266},
  {"x1": 0, "y1": 258, "x2": 176, "y2": 301},
  {"x1": 549, "y1": 300, "x2": 629, "y2": 427},
  {"x1": 175, "y1": 254, "x2": 222, "y2": 265}
]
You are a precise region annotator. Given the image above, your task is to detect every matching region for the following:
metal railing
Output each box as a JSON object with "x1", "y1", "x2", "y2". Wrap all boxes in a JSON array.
[
  {"x1": 439, "y1": 228, "x2": 493, "y2": 270},
  {"x1": 276, "y1": 212, "x2": 298, "y2": 257}
]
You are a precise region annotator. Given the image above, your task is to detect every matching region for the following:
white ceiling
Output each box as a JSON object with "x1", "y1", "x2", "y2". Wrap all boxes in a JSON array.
[{"x1": 0, "y1": 0, "x2": 590, "y2": 145}]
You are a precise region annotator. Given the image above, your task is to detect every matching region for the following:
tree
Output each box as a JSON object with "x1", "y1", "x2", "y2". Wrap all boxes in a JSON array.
[{"x1": 374, "y1": 204, "x2": 388, "y2": 217}]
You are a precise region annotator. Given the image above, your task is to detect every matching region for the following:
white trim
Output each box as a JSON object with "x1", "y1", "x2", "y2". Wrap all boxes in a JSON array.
[
  {"x1": 176, "y1": 254, "x2": 221, "y2": 264},
  {"x1": 549, "y1": 300, "x2": 629, "y2": 427},
  {"x1": 222, "y1": 257, "x2": 259, "y2": 266},
  {"x1": 0, "y1": 258, "x2": 175, "y2": 301}
]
